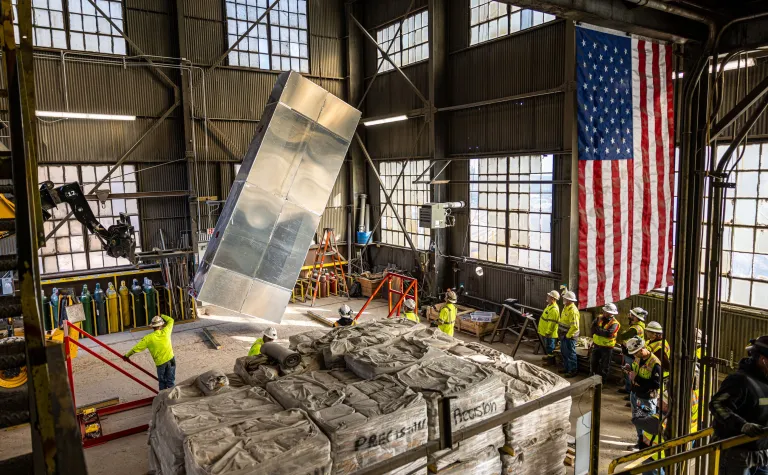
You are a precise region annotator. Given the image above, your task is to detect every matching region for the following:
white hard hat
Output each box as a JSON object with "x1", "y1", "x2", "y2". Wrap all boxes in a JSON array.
[
  {"x1": 445, "y1": 290, "x2": 457, "y2": 303},
  {"x1": 626, "y1": 337, "x2": 645, "y2": 355},
  {"x1": 404, "y1": 298, "x2": 416, "y2": 310},
  {"x1": 263, "y1": 327, "x2": 277, "y2": 340},
  {"x1": 562, "y1": 291, "x2": 577, "y2": 302},
  {"x1": 150, "y1": 316, "x2": 165, "y2": 327},
  {"x1": 629, "y1": 307, "x2": 648, "y2": 321},
  {"x1": 645, "y1": 321, "x2": 663, "y2": 334},
  {"x1": 602, "y1": 303, "x2": 619, "y2": 315},
  {"x1": 339, "y1": 304, "x2": 353, "y2": 317},
  {"x1": 547, "y1": 290, "x2": 560, "y2": 300}
]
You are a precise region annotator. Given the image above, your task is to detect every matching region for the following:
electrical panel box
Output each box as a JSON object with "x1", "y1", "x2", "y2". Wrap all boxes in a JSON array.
[{"x1": 419, "y1": 203, "x2": 447, "y2": 229}]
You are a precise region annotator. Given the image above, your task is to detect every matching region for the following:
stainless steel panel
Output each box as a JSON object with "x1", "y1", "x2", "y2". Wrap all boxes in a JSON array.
[
  {"x1": 240, "y1": 282, "x2": 293, "y2": 324},
  {"x1": 193, "y1": 71, "x2": 360, "y2": 323},
  {"x1": 277, "y1": 72, "x2": 327, "y2": 122},
  {"x1": 288, "y1": 124, "x2": 350, "y2": 215},
  {"x1": 195, "y1": 264, "x2": 253, "y2": 312},
  {"x1": 244, "y1": 103, "x2": 312, "y2": 198},
  {"x1": 317, "y1": 92, "x2": 361, "y2": 141}
]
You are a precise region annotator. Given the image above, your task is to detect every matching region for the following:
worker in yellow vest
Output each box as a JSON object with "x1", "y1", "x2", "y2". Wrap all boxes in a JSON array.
[
  {"x1": 248, "y1": 327, "x2": 277, "y2": 356},
  {"x1": 625, "y1": 337, "x2": 662, "y2": 451},
  {"x1": 644, "y1": 321, "x2": 671, "y2": 380},
  {"x1": 632, "y1": 392, "x2": 668, "y2": 475},
  {"x1": 590, "y1": 302, "x2": 621, "y2": 383},
  {"x1": 619, "y1": 307, "x2": 648, "y2": 397},
  {"x1": 123, "y1": 315, "x2": 176, "y2": 390},
  {"x1": 436, "y1": 290, "x2": 457, "y2": 337},
  {"x1": 402, "y1": 299, "x2": 419, "y2": 324},
  {"x1": 335, "y1": 304, "x2": 357, "y2": 327},
  {"x1": 558, "y1": 291, "x2": 580, "y2": 377},
  {"x1": 538, "y1": 290, "x2": 561, "y2": 364}
]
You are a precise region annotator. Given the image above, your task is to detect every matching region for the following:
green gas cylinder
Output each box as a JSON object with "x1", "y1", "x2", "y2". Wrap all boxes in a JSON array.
[
  {"x1": 143, "y1": 278, "x2": 157, "y2": 321},
  {"x1": 119, "y1": 280, "x2": 130, "y2": 327},
  {"x1": 80, "y1": 285, "x2": 94, "y2": 335},
  {"x1": 50, "y1": 288, "x2": 60, "y2": 328},
  {"x1": 93, "y1": 283, "x2": 107, "y2": 336},
  {"x1": 106, "y1": 283, "x2": 119, "y2": 332},
  {"x1": 131, "y1": 279, "x2": 146, "y2": 327}
]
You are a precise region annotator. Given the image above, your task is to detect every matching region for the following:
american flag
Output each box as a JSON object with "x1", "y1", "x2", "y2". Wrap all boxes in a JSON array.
[{"x1": 576, "y1": 26, "x2": 674, "y2": 309}]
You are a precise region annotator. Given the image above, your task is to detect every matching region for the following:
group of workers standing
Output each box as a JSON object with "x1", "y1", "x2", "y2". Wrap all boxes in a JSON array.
[{"x1": 538, "y1": 289, "x2": 581, "y2": 377}]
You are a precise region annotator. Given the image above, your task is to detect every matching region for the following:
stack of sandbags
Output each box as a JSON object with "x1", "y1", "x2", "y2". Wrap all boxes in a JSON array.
[
  {"x1": 436, "y1": 446, "x2": 502, "y2": 475},
  {"x1": 406, "y1": 326, "x2": 462, "y2": 351},
  {"x1": 449, "y1": 341, "x2": 515, "y2": 366},
  {"x1": 313, "y1": 319, "x2": 418, "y2": 369},
  {"x1": 344, "y1": 336, "x2": 445, "y2": 379},
  {"x1": 150, "y1": 386, "x2": 286, "y2": 475},
  {"x1": 266, "y1": 371, "x2": 429, "y2": 474},
  {"x1": 491, "y1": 360, "x2": 570, "y2": 475},
  {"x1": 184, "y1": 408, "x2": 332, "y2": 475},
  {"x1": 233, "y1": 330, "x2": 329, "y2": 385},
  {"x1": 395, "y1": 355, "x2": 506, "y2": 472},
  {"x1": 233, "y1": 354, "x2": 280, "y2": 387}
]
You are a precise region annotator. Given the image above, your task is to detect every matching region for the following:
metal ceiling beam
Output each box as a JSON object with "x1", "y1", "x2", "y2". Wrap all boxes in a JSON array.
[
  {"x1": 710, "y1": 73, "x2": 768, "y2": 141},
  {"x1": 495, "y1": 0, "x2": 709, "y2": 43}
]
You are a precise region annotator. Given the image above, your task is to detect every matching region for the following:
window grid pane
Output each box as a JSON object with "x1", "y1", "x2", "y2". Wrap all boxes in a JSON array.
[
  {"x1": 378, "y1": 160, "x2": 431, "y2": 250},
  {"x1": 469, "y1": 155, "x2": 553, "y2": 271},
  {"x1": 470, "y1": 1, "x2": 555, "y2": 46},
  {"x1": 39, "y1": 164, "x2": 141, "y2": 275},
  {"x1": 225, "y1": 0, "x2": 309, "y2": 73},
  {"x1": 12, "y1": 0, "x2": 68, "y2": 49},
  {"x1": 68, "y1": 0, "x2": 125, "y2": 54},
  {"x1": 376, "y1": 10, "x2": 429, "y2": 73}
]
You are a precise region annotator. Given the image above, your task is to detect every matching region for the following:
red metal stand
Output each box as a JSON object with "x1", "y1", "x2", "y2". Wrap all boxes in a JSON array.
[
  {"x1": 355, "y1": 272, "x2": 418, "y2": 321},
  {"x1": 63, "y1": 321, "x2": 159, "y2": 448}
]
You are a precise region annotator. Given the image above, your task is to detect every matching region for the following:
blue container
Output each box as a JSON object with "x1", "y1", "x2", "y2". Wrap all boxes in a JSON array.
[{"x1": 356, "y1": 231, "x2": 372, "y2": 245}]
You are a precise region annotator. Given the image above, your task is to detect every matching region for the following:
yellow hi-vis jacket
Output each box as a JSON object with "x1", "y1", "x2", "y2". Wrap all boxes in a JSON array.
[
  {"x1": 647, "y1": 339, "x2": 671, "y2": 378},
  {"x1": 248, "y1": 337, "x2": 265, "y2": 356},
  {"x1": 558, "y1": 303, "x2": 580, "y2": 339},
  {"x1": 125, "y1": 314, "x2": 174, "y2": 366},
  {"x1": 438, "y1": 303, "x2": 457, "y2": 337},
  {"x1": 403, "y1": 311, "x2": 419, "y2": 323},
  {"x1": 538, "y1": 303, "x2": 560, "y2": 339}
]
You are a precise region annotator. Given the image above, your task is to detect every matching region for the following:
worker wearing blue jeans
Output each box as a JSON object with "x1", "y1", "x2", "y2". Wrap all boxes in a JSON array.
[{"x1": 558, "y1": 291, "x2": 580, "y2": 377}]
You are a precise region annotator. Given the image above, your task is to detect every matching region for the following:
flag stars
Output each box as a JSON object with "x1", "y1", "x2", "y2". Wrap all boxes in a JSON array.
[
  {"x1": 604, "y1": 45, "x2": 608, "y2": 51},
  {"x1": 616, "y1": 147, "x2": 621, "y2": 154},
  {"x1": 582, "y1": 39, "x2": 586, "y2": 47},
  {"x1": 599, "y1": 75, "x2": 603, "y2": 82},
  {"x1": 588, "y1": 52, "x2": 592, "y2": 59},
  {"x1": 593, "y1": 42, "x2": 597, "y2": 49},
  {"x1": 599, "y1": 54, "x2": 603, "y2": 61},
  {"x1": 611, "y1": 137, "x2": 615, "y2": 144}
]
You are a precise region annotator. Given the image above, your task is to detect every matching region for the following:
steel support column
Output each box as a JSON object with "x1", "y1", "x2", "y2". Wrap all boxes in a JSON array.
[
  {"x1": 345, "y1": 0, "x2": 366, "y2": 251},
  {"x1": 562, "y1": 20, "x2": 577, "y2": 287}
]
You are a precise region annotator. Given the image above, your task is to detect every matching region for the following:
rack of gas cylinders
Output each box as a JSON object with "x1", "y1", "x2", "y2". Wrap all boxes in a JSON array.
[{"x1": 41, "y1": 277, "x2": 196, "y2": 336}]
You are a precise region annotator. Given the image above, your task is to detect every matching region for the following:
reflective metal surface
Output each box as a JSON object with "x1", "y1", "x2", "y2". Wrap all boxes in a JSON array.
[{"x1": 192, "y1": 71, "x2": 361, "y2": 322}]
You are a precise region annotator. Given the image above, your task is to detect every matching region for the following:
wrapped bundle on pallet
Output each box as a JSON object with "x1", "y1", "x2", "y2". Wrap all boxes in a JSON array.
[
  {"x1": 449, "y1": 341, "x2": 515, "y2": 366},
  {"x1": 395, "y1": 355, "x2": 506, "y2": 472},
  {"x1": 406, "y1": 326, "x2": 462, "y2": 351},
  {"x1": 492, "y1": 361, "x2": 570, "y2": 475},
  {"x1": 266, "y1": 371, "x2": 429, "y2": 475},
  {"x1": 184, "y1": 408, "x2": 332, "y2": 475},
  {"x1": 233, "y1": 330, "x2": 328, "y2": 386},
  {"x1": 434, "y1": 446, "x2": 502, "y2": 475},
  {"x1": 313, "y1": 318, "x2": 418, "y2": 368},
  {"x1": 150, "y1": 386, "x2": 284, "y2": 475},
  {"x1": 344, "y1": 336, "x2": 445, "y2": 379},
  {"x1": 233, "y1": 354, "x2": 280, "y2": 387}
]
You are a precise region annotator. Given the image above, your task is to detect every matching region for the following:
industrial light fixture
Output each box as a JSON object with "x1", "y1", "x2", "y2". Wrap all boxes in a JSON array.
[
  {"x1": 36, "y1": 111, "x2": 136, "y2": 121},
  {"x1": 674, "y1": 57, "x2": 756, "y2": 79},
  {"x1": 362, "y1": 115, "x2": 408, "y2": 127}
]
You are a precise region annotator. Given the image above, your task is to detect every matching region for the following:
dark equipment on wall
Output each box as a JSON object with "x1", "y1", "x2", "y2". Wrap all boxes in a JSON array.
[{"x1": 39, "y1": 181, "x2": 137, "y2": 264}]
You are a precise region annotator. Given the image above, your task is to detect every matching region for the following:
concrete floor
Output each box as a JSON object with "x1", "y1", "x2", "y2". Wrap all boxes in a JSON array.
[{"x1": 0, "y1": 296, "x2": 637, "y2": 474}]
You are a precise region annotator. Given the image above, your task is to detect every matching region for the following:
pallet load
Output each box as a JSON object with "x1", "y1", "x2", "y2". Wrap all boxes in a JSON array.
[
  {"x1": 344, "y1": 336, "x2": 445, "y2": 379},
  {"x1": 449, "y1": 341, "x2": 515, "y2": 366},
  {"x1": 184, "y1": 408, "x2": 332, "y2": 475},
  {"x1": 266, "y1": 371, "x2": 429, "y2": 475},
  {"x1": 150, "y1": 386, "x2": 290, "y2": 475},
  {"x1": 435, "y1": 446, "x2": 502, "y2": 475},
  {"x1": 395, "y1": 355, "x2": 506, "y2": 472},
  {"x1": 404, "y1": 326, "x2": 462, "y2": 351},
  {"x1": 313, "y1": 318, "x2": 418, "y2": 369}
]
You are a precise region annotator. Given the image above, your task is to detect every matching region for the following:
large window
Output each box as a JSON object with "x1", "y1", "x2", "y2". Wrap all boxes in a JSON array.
[
  {"x1": 225, "y1": 0, "x2": 309, "y2": 73},
  {"x1": 469, "y1": 155, "x2": 553, "y2": 271},
  {"x1": 38, "y1": 165, "x2": 141, "y2": 274},
  {"x1": 470, "y1": 1, "x2": 555, "y2": 46},
  {"x1": 12, "y1": 0, "x2": 125, "y2": 54},
  {"x1": 375, "y1": 11, "x2": 428, "y2": 73},
  {"x1": 378, "y1": 160, "x2": 431, "y2": 250}
]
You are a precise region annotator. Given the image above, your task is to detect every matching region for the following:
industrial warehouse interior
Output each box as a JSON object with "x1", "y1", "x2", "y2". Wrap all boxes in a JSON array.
[{"x1": 2, "y1": 0, "x2": 768, "y2": 474}]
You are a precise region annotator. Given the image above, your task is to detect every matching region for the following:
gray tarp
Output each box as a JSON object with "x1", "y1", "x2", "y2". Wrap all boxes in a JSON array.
[
  {"x1": 313, "y1": 319, "x2": 418, "y2": 369},
  {"x1": 184, "y1": 408, "x2": 332, "y2": 475},
  {"x1": 344, "y1": 336, "x2": 445, "y2": 379},
  {"x1": 266, "y1": 371, "x2": 428, "y2": 475},
  {"x1": 437, "y1": 446, "x2": 502, "y2": 475}
]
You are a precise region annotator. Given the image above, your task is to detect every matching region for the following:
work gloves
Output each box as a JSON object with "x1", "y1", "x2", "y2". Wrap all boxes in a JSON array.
[{"x1": 742, "y1": 422, "x2": 767, "y2": 437}]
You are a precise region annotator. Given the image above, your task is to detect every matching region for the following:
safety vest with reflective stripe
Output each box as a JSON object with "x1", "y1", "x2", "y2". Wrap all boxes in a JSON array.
[
  {"x1": 559, "y1": 303, "x2": 580, "y2": 339},
  {"x1": 642, "y1": 414, "x2": 667, "y2": 461},
  {"x1": 647, "y1": 339, "x2": 671, "y2": 378},
  {"x1": 403, "y1": 311, "x2": 419, "y2": 323},
  {"x1": 630, "y1": 321, "x2": 646, "y2": 340},
  {"x1": 538, "y1": 303, "x2": 560, "y2": 339},
  {"x1": 691, "y1": 388, "x2": 700, "y2": 434},
  {"x1": 438, "y1": 303, "x2": 457, "y2": 337},
  {"x1": 592, "y1": 317, "x2": 620, "y2": 347},
  {"x1": 631, "y1": 353, "x2": 661, "y2": 380}
]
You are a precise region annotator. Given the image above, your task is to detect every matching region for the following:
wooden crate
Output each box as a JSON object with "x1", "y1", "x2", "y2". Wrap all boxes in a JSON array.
[
  {"x1": 426, "y1": 304, "x2": 499, "y2": 340},
  {"x1": 356, "y1": 276, "x2": 386, "y2": 298}
]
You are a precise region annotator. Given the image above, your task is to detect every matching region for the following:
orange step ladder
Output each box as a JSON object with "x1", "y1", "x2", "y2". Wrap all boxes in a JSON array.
[{"x1": 307, "y1": 228, "x2": 349, "y2": 306}]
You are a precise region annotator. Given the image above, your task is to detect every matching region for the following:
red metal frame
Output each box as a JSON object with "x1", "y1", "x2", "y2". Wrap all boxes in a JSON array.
[
  {"x1": 63, "y1": 321, "x2": 158, "y2": 448},
  {"x1": 355, "y1": 272, "x2": 418, "y2": 321}
]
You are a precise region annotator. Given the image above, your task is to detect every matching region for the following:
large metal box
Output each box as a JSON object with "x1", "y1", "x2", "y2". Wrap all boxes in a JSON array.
[{"x1": 192, "y1": 72, "x2": 360, "y2": 322}]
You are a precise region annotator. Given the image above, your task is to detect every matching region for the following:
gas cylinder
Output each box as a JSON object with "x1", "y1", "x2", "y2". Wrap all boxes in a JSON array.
[
  {"x1": 319, "y1": 273, "x2": 327, "y2": 298},
  {"x1": 131, "y1": 279, "x2": 146, "y2": 327},
  {"x1": 50, "y1": 288, "x2": 60, "y2": 327},
  {"x1": 118, "y1": 281, "x2": 130, "y2": 327},
  {"x1": 106, "y1": 283, "x2": 119, "y2": 332},
  {"x1": 80, "y1": 285, "x2": 94, "y2": 335},
  {"x1": 329, "y1": 274, "x2": 338, "y2": 294},
  {"x1": 93, "y1": 283, "x2": 107, "y2": 335},
  {"x1": 144, "y1": 278, "x2": 157, "y2": 320},
  {"x1": 42, "y1": 294, "x2": 51, "y2": 332}
]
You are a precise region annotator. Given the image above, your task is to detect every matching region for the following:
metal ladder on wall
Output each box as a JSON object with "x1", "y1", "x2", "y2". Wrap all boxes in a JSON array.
[
  {"x1": 307, "y1": 228, "x2": 349, "y2": 306},
  {"x1": 0, "y1": 0, "x2": 86, "y2": 472}
]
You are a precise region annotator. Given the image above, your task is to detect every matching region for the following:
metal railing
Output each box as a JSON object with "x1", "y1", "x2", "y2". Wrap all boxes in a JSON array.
[
  {"x1": 609, "y1": 426, "x2": 768, "y2": 475},
  {"x1": 353, "y1": 375, "x2": 604, "y2": 475}
]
